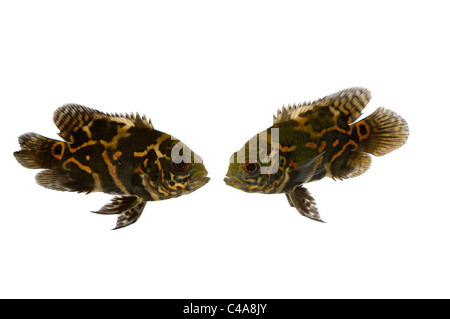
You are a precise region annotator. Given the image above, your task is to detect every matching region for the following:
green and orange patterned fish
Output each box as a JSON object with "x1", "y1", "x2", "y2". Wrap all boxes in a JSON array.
[
  {"x1": 224, "y1": 87, "x2": 409, "y2": 222},
  {"x1": 14, "y1": 104, "x2": 209, "y2": 229}
]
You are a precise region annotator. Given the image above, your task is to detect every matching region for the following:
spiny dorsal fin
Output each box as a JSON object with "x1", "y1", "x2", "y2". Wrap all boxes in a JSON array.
[
  {"x1": 53, "y1": 104, "x2": 154, "y2": 142},
  {"x1": 273, "y1": 87, "x2": 371, "y2": 125}
]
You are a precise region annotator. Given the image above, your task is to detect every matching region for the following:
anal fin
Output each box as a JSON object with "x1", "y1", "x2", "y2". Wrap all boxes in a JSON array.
[
  {"x1": 287, "y1": 186, "x2": 324, "y2": 222},
  {"x1": 286, "y1": 193, "x2": 294, "y2": 207},
  {"x1": 92, "y1": 196, "x2": 140, "y2": 215},
  {"x1": 36, "y1": 169, "x2": 94, "y2": 193}
]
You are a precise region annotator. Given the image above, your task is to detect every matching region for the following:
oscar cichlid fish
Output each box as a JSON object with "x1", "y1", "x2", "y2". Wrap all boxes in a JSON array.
[
  {"x1": 14, "y1": 104, "x2": 209, "y2": 229},
  {"x1": 224, "y1": 87, "x2": 409, "y2": 222}
]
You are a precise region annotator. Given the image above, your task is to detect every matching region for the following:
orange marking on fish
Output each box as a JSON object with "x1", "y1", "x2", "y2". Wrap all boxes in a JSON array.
[
  {"x1": 339, "y1": 104, "x2": 350, "y2": 115},
  {"x1": 100, "y1": 129, "x2": 131, "y2": 148},
  {"x1": 69, "y1": 140, "x2": 97, "y2": 153},
  {"x1": 143, "y1": 158, "x2": 148, "y2": 167},
  {"x1": 113, "y1": 151, "x2": 122, "y2": 160},
  {"x1": 135, "y1": 166, "x2": 144, "y2": 175},
  {"x1": 149, "y1": 134, "x2": 171, "y2": 158},
  {"x1": 155, "y1": 159, "x2": 164, "y2": 181},
  {"x1": 357, "y1": 121, "x2": 370, "y2": 140},
  {"x1": 273, "y1": 180, "x2": 280, "y2": 188},
  {"x1": 86, "y1": 155, "x2": 90, "y2": 161},
  {"x1": 278, "y1": 156, "x2": 286, "y2": 171},
  {"x1": 155, "y1": 159, "x2": 162, "y2": 170},
  {"x1": 305, "y1": 142, "x2": 317, "y2": 149},
  {"x1": 318, "y1": 141, "x2": 327, "y2": 153},
  {"x1": 294, "y1": 120, "x2": 351, "y2": 137},
  {"x1": 51, "y1": 142, "x2": 65, "y2": 160},
  {"x1": 289, "y1": 160, "x2": 299, "y2": 169},
  {"x1": 62, "y1": 157, "x2": 92, "y2": 174},
  {"x1": 280, "y1": 145, "x2": 296, "y2": 152},
  {"x1": 333, "y1": 139, "x2": 339, "y2": 147},
  {"x1": 257, "y1": 178, "x2": 269, "y2": 191},
  {"x1": 102, "y1": 151, "x2": 128, "y2": 193},
  {"x1": 157, "y1": 186, "x2": 170, "y2": 196},
  {"x1": 134, "y1": 134, "x2": 171, "y2": 159},
  {"x1": 134, "y1": 150, "x2": 148, "y2": 157},
  {"x1": 327, "y1": 140, "x2": 359, "y2": 168},
  {"x1": 82, "y1": 126, "x2": 92, "y2": 139},
  {"x1": 345, "y1": 102, "x2": 353, "y2": 112}
]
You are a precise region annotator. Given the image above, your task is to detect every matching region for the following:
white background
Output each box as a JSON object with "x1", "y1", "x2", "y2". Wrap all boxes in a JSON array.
[{"x1": 1, "y1": 1, "x2": 449, "y2": 298}]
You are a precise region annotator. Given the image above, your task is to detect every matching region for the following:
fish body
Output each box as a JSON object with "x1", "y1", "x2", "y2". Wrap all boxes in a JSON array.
[
  {"x1": 225, "y1": 88, "x2": 409, "y2": 221},
  {"x1": 14, "y1": 104, "x2": 209, "y2": 229}
]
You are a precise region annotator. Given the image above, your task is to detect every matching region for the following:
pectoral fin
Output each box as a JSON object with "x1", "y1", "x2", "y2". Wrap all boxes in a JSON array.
[
  {"x1": 286, "y1": 193, "x2": 294, "y2": 207},
  {"x1": 92, "y1": 196, "x2": 140, "y2": 215},
  {"x1": 288, "y1": 186, "x2": 324, "y2": 222},
  {"x1": 92, "y1": 196, "x2": 147, "y2": 229},
  {"x1": 290, "y1": 152, "x2": 325, "y2": 185}
]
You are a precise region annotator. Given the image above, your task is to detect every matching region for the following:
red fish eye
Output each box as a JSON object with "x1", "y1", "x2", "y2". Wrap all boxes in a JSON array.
[
  {"x1": 171, "y1": 158, "x2": 191, "y2": 172},
  {"x1": 243, "y1": 161, "x2": 259, "y2": 174}
]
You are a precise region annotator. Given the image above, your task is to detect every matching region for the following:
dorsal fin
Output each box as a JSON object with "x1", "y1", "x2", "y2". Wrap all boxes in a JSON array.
[
  {"x1": 53, "y1": 104, "x2": 154, "y2": 142},
  {"x1": 273, "y1": 87, "x2": 371, "y2": 125}
]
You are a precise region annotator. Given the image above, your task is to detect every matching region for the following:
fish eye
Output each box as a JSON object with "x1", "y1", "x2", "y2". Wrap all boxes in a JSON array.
[
  {"x1": 171, "y1": 157, "x2": 191, "y2": 172},
  {"x1": 243, "y1": 161, "x2": 259, "y2": 175}
]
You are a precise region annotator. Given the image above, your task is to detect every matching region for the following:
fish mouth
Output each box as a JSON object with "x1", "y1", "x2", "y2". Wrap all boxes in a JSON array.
[
  {"x1": 224, "y1": 176, "x2": 248, "y2": 192},
  {"x1": 186, "y1": 172, "x2": 210, "y2": 192}
]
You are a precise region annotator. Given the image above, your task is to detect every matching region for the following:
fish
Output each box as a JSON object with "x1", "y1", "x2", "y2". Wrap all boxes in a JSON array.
[
  {"x1": 14, "y1": 104, "x2": 210, "y2": 229},
  {"x1": 224, "y1": 87, "x2": 409, "y2": 222}
]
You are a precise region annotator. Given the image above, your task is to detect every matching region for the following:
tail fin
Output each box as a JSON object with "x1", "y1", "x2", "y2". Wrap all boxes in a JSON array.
[
  {"x1": 355, "y1": 107, "x2": 409, "y2": 156},
  {"x1": 14, "y1": 133, "x2": 62, "y2": 169}
]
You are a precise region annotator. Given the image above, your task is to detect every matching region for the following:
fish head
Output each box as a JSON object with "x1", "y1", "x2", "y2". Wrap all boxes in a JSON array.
[
  {"x1": 224, "y1": 128, "x2": 286, "y2": 194},
  {"x1": 144, "y1": 137, "x2": 209, "y2": 198}
]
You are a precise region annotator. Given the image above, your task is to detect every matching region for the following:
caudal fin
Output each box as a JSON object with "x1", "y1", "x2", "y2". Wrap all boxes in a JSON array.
[
  {"x1": 14, "y1": 133, "x2": 62, "y2": 169},
  {"x1": 356, "y1": 107, "x2": 409, "y2": 156}
]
